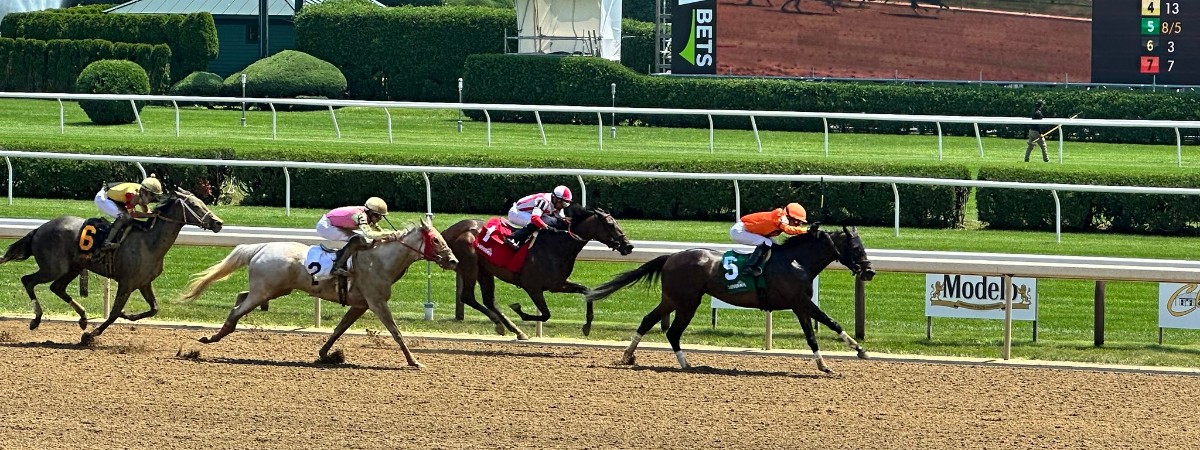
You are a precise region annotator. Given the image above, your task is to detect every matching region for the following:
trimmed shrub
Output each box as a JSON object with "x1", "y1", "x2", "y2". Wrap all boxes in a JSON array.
[
  {"x1": 1, "y1": 10, "x2": 218, "y2": 82},
  {"x1": 221, "y1": 50, "x2": 347, "y2": 101},
  {"x1": 171, "y1": 71, "x2": 224, "y2": 107},
  {"x1": 75, "y1": 59, "x2": 151, "y2": 125},
  {"x1": 0, "y1": 37, "x2": 170, "y2": 93},
  {"x1": 295, "y1": 3, "x2": 511, "y2": 101}
]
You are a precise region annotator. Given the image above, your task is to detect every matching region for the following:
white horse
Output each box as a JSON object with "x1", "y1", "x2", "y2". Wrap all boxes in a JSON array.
[{"x1": 179, "y1": 217, "x2": 458, "y2": 367}]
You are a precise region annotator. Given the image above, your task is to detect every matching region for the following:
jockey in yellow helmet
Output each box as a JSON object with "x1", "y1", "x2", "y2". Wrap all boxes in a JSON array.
[{"x1": 94, "y1": 175, "x2": 165, "y2": 251}]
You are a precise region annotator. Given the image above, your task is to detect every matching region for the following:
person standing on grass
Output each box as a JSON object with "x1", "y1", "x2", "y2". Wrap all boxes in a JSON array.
[{"x1": 1025, "y1": 100, "x2": 1050, "y2": 163}]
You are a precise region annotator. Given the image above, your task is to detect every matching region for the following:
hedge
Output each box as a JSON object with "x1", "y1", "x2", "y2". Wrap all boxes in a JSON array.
[
  {"x1": 977, "y1": 166, "x2": 1200, "y2": 235},
  {"x1": 0, "y1": 10, "x2": 217, "y2": 82},
  {"x1": 295, "y1": 3, "x2": 511, "y2": 101},
  {"x1": 6, "y1": 146, "x2": 969, "y2": 228},
  {"x1": 0, "y1": 38, "x2": 171, "y2": 93},
  {"x1": 462, "y1": 54, "x2": 1200, "y2": 145}
]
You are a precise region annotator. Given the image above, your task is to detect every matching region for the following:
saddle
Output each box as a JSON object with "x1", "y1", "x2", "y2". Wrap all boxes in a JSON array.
[
  {"x1": 474, "y1": 217, "x2": 532, "y2": 272},
  {"x1": 721, "y1": 249, "x2": 771, "y2": 308}
]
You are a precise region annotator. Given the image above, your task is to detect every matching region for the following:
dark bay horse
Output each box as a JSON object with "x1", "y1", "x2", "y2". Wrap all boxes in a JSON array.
[
  {"x1": 586, "y1": 226, "x2": 875, "y2": 373},
  {"x1": 0, "y1": 187, "x2": 223, "y2": 342},
  {"x1": 443, "y1": 205, "x2": 634, "y2": 340},
  {"x1": 179, "y1": 217, "x2": 458, "y2": 367}
]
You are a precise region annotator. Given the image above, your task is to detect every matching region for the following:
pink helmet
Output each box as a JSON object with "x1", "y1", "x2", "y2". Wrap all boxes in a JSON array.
[{"x1": 553, "y1": 185, "x2": 573, "y2": 203}]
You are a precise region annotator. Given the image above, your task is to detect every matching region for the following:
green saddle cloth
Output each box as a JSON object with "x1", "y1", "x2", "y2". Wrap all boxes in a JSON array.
[{"x1": 721, "y1": 250, "x2": 767, "y2": 294}]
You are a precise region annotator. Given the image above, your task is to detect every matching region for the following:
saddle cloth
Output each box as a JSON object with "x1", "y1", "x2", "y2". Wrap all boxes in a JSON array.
[
  {"x1": 76, "y1": 217, "x2": 114, "y2": 256},
  {"x1": 473, "y1": 217, "x2": 531, "y2": 273},
  {"x1": 304, "y1": 245, "x2": 352, "y2": 281},
  {"x1": 721, "y1": 249, "x2": 768, "y2": 294}
]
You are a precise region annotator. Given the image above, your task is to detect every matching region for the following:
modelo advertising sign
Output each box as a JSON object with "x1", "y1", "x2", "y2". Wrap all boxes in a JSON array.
[
  {"x1": 925, "y1": 274, "x2": 1038, "y2": 321},
  {"x1": 672, "y1": 0, "x2": 716, "y2": 74}
]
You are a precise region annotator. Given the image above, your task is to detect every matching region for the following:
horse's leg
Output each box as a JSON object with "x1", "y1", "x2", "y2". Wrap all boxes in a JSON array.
[
  {"x1": 365, "y1": 299, "x2": 421, "y2": 368},
  {"x1": 479, "y1": 273, "x2": 527, "y2": 339},
  {"x1": 21, "y1": 268, "x2": 61, "y2": 330},
  {"x1": 200, "y1": 290, "x2": 282, "y2": 343},
  {"x1": 120, "y1": 285, "x2": 159, "y2": 322},
  {"x1": 318, "y1": 306, "x2": 367, "y2": 362},
  {"x1": 795, "y1": 308, "x2": 832, "y2": 373},
  {"x1": 47, "y1": 269, "x2": 88, "y2": 330},
  {"x1": 510, "y1": 288, "x2": 550, "y2": 322},
  {"x1": 808, "y1": 303, "x2": 868, "y2": 359},
  {"x1": 548, "y1": 281, "x2": 592, "y2": 336},
  {"x1": 85, "y1": 283, "x2": 135, "y2": 340},
  {"x1": 456, "y1": 273, "x2": 504, "y2": 334},
  {"x1": 664, "y1": 304, "x2": 699, "y2": 369},
  {"x1": 621, "y1": 300, "x2": 674, "y2": 365}
]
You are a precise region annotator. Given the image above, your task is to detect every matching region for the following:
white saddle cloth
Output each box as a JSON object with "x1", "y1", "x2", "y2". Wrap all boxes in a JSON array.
[{"x1": 304, "y1": 246, "x2": 352, "y2": 281}]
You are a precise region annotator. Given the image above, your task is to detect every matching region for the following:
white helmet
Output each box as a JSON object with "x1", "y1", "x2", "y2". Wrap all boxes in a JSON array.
[
  {"x1": 552, "y1": 185, "x2": 573, "y2": 203},
  {"x1": 364, "y1": 197, "x2": 389, "y2": 216}
]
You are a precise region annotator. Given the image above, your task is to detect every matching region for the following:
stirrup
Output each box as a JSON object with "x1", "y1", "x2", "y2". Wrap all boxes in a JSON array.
[
  {"x1": 331, "y1": 267, "x2": 351, "y2": 277},
  {"x1": 746, "y1": 266, "x2": 763, "y2": 277}
]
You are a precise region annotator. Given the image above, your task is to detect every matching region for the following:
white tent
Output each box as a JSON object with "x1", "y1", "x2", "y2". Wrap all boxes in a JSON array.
[{"x1": 515, "y1": 0, "x2": 621, "y2": 61}]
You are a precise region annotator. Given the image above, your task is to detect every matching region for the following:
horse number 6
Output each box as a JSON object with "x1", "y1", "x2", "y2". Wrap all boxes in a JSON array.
[
  {"x1": 723, "y1": 255, "x2": 738, "y2": 280},
  {"x1": 78, "y1": 225, "x2": 96, "y2": 251}
]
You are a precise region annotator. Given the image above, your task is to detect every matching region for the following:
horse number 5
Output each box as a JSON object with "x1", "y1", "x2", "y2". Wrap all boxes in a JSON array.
[
  {"x1": 723, "y1": 256, "x2": 738, "y2": 280},
  {"x1": 78, "y1": 225, "x2": 97, "y2": 251}
]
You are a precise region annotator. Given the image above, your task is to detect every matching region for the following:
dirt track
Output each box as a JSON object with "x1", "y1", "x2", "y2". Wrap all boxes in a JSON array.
[
  {"x1": 717, "y1": 1, "x2": 1091, "y2": 81},
  {"x1": 0, "y1": 318, "x2": 1196, "y2": 449}
]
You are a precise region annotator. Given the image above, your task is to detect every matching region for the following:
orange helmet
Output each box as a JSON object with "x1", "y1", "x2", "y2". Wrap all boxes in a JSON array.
[{"x1": 785, "y1": 203, "x2": 807, "y2": 223}]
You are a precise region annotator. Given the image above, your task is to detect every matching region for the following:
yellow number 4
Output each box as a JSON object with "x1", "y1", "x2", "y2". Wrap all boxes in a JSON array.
[{"x1": 1143, "y1": 0, "x2": 1160, "y2": 15}]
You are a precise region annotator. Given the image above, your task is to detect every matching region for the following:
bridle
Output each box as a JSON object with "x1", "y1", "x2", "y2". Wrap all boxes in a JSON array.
[
  {"x1": 567, "y1": 210, "x2": 627, "y2": 250},
  {"x1": 394, "y1": 227, "x2": 440, "y2": 261},
  {"x1": 827, "y1": 231, "x2": 866, "y2": 275},
  {"x1": 149, "y1": 192, "x2": 216, "y2": 229}
]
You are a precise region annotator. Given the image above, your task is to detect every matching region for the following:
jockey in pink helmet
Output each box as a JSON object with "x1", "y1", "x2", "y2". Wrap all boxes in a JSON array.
[{"x1": 505, "y1": 185, "x2": 573, "y2": 248}]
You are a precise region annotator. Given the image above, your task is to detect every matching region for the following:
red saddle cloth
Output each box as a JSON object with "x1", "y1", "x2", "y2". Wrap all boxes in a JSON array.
[{"x1": 472, "y1": 217, "x2": 531, "y2": 272}]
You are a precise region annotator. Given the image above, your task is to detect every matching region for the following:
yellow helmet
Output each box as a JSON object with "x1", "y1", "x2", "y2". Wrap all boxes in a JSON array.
[
  {"x1": 785, "y1": 203, "x2": 807, "y2": 223},
  {"x1": 364, "y1": 197, "x2": 389, "y2": 216},
  {"x1": 140, "y1": 176, "x2": 164, "y2": 196}
]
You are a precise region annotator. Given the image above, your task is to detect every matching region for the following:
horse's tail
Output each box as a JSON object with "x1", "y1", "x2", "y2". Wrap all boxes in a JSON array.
[
  {"x1": 0, "y1": 230, "x2": 36, "y2": 265},
  {"x1": 585, "y1": 254, "x2": 670, "y2": 303},
  {"x1": 178, "y1": 243, "x2": 267, "y2": 301}
]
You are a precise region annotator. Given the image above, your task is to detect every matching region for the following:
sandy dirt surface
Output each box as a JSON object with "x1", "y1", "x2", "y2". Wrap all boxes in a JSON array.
[
  {"x1": 0, "y1": 318, "x2": 1195, "y2": 449},
  {"x1": 716, "y1": 1, "x2": 1091, "y2": 82}
]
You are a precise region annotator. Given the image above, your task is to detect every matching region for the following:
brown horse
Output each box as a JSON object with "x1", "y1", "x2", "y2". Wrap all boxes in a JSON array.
[
  {"x1": 586, "y1": 225, "x2": 875, "y2": 373},
  {"x1": 442, "y1": 205, "x2": 633, "y2": 340},
  {"x1": 0, "y1": 187, "x2": 223, "y2": 343}
]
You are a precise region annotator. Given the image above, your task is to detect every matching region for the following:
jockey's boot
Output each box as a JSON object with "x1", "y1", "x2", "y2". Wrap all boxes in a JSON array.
[
  {"x1": 745, "y1": 243, "x2": 771, "y2": 277},
  {"x1": 101, "y1": 214, "x2": 132, "y2": 251},
  {"x1": 332, "y1": 235, "x2": 367, "y2": 304},
  {"x1": 506, "y1": 224, "x2": 537, "y2": 250}
]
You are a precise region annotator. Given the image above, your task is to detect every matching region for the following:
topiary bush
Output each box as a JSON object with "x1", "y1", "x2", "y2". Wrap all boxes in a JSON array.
[
  {"x1": 171, "y1": 71, "x2": 224, "y2": 107},
  {"x1": 75, "y1": 59, "x2": 151, "y2": 125},
  {"x1": 221, "y1": 50, "x2": 347, "y2": 104}
]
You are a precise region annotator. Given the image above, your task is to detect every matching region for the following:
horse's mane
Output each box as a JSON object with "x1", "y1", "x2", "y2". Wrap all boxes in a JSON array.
[
  {"x1": 778, "y1": 230, "x2": 825, "y2": 249},
  {"x1": 564, "y1": 204, "x2": 601, "y2": 222},
  {"x1": 380, "y1": 222, "x2": 420, "y2": 241}
]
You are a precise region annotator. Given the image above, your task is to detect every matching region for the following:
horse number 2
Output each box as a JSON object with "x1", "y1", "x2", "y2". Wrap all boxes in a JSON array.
[
  {"x1": 78, "y1": 225, "x2": 97, "y2": 251},
  {"x1": 723, "y1": 256, "x2": 739, "y2": 280}
]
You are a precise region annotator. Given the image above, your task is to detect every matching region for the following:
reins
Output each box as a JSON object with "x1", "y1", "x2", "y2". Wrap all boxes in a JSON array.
[{"x1": 391, "y1": 227, "x2": 438, "y2": 261}]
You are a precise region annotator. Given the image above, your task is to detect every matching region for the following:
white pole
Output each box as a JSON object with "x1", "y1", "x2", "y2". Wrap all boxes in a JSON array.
[
  {"x1": 457, "y1": 77, "x2": 464, "y2": 133},
  {"x1": 1002, "y1": 274, "x2": 1013, "y2": 360}
]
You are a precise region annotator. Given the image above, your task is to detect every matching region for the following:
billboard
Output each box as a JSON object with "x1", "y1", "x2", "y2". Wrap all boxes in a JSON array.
[
  {"x1": 925, "y1": 274, "x2": 1038, "y2": 321},
  {"x1": 674, "y1": 0, "x2": 1098, "y2": 83}
]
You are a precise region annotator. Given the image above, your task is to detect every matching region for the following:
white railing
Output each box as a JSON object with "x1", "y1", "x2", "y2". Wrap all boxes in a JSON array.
[
  {"x1": 2, "y1": 219, "x2": 1197, "y2": 360},
  {"x1": 1, "y1": 92, "x2": 1197, "y2": 166},
  {"x1": 3, "y1": 150, "x2": 1200, "y2": 243}
]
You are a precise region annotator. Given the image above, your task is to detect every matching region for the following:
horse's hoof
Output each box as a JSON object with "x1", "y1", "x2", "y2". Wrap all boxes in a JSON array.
[
  {"x1": 820, "y1": 367, "x2": 835, "y2": 374},
  {"x1": 856, "y1": 348, "x2": 869, "y2": 359},
  {"x1": 494, "y1": 324, "x2": 506, "y2": 335},
  {"x1": 581, "y1": 323, "x2": 591, "y2": 336},
  {"x1": 317, "y1": 349, "x2": 345, "y2": 365},
  {"x1": 408, "y1": 361, "x2": 424, "y2": 369},
  {"x1": 78, "y1": 332, "x2": 95, "y2": 347},
  {"x1": 516, "y1": 333, "x2": 530, "y2": 341},
  {"x1": 198, "y1": 336, "x2": 213, "y2": 344},
  {"x1": 28, "y1": 318, "x2": 40, "y2": 331},
  {"x1": 619, "y1": 355, "x2": 636, "y2": 365},
  {"x1": 78, "y1": 318, "x2": 88, "y2": 330}
]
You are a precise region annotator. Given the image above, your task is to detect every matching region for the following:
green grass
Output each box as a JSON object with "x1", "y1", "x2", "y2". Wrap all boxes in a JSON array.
[
  {"x1": 1, "y1": 98, "x2": 1196, "y2": 172},
  {"x1": 0, "y1": 98, "x2": 1198, "y2": 367}
]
